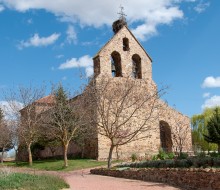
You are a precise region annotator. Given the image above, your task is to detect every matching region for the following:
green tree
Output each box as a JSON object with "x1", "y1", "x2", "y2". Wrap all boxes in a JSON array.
[
  {"x1": 191, "y1": 107, "x2": 218, "y2": 152},
  {"x1": 46, "y1": 85, "x2": 85, "y2": 167},
  {"x1": 204, "y1": 108, "x2": 220, "y2": 153}
]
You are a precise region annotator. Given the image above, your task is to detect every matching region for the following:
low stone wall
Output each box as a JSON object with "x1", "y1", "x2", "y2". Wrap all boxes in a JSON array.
[{"x1": 90, "y1": 168, "x2": 220, "y2": 190}]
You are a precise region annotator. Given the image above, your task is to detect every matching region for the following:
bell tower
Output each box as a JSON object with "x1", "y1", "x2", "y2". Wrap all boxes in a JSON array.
[{"x1": 93, "y1": 7, "x2": 154, "y2": 83}]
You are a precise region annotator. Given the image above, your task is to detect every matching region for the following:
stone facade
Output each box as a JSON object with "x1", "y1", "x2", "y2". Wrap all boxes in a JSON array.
[
  {"x1": 18, "y1": 19, "x2": 192, "y2": 161},
  {"x1": 91, "y1": 20, "x2": 192, "y2": 160}
]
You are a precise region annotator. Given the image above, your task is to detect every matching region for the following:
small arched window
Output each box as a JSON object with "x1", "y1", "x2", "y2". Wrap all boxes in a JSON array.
[
  {"x1": 123, "y1": 38, "x2": 129, "y2": 51},
  {"x1": 111, "y1": 51, "x2": 122, "y2": 77},
  {"x1": 93, "y1": 56, "x2": 100, "y2": 77},
  {"x1": 132, "y1": 54, "x2": 142, "y2": 79}
]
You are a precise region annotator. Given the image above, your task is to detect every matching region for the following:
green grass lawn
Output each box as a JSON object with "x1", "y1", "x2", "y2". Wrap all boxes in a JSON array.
[
  {"x1": 4, "y1": 159, "x2": 109, "y2": 171},
  {"x1": 0, "y1": 173, "x2": 69, "y2": 190}
]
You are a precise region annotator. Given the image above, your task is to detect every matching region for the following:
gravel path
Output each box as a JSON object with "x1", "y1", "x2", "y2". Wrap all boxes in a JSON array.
[{"x1": 64, "y1": 169, "x2": 181, "y2": 190}]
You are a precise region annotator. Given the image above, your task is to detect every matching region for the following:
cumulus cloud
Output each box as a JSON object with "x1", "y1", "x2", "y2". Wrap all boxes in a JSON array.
[
  {"x1": 59, "y1": 55, "x2": 93, "y2": 77},
  {"x1": 0, "y1": 4, "x2": 4, "y2": 12},
  {"x1": 203, "y1": 92, "x2": 210, "y2": 98},
  {"x1": 202, "y1": 95, "x2": 220, "y2": 110},
  {"x1": 202, "y1": 76, "x2": 220, "y2": 88},
  {"x1": 18, "y1": 33, "x2": 60, "y2": 49},
  {"x1": 66, "y1": 25, "x2": 77, "y2": 44},
  {"x1": 194, "y1": 1, "x2": 210, "y2": 13},
  {"x1": 0, "y1": 0, "x2": 195, "y2": 41}
]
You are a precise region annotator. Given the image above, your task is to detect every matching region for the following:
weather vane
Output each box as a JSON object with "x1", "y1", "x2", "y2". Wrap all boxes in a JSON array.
[{"x1": 118, "y1": 5, "x2": 127, "y2": 22}]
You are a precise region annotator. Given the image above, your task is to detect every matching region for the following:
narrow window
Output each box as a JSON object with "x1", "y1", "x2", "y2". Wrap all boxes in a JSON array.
[
  {"x1": 111, "y1": 51, "x2": 122, "y2": 77},
  {"x1": 123, "y1": 38, "x2": 129, "y2": 51},
  {"x1": 93, "y1": 56, "x2": 100, "y2": 77},
  {"x1": 132, "y1": 54, "x2": 142, "y2": 79}
]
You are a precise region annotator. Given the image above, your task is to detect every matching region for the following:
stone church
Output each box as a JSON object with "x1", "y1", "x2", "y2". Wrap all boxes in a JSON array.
[
  {"x1": 85, "y1": 17, "x2": 192, "y2": 160},
  {"x1": 18, "y1": 16, "x2": 192, "y2": 161}
]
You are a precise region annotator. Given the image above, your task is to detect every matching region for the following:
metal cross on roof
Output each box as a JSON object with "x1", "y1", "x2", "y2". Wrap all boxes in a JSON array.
[{"x1": 118, "y1": 5, "x2": 127, "y2": 21}]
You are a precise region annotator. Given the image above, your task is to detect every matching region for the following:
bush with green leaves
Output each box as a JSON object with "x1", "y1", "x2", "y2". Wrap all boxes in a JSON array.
[
  {"x1": 178, "y1": 152, "x2": 189, "y2": 159},
  {"x1": 152, "y1": 149, "x2": 175, "y2": 161},
  {"x1": 118, "y1": 156, "x2": 220, "y2": 169},
  {"x1": 209, "y1": 152, "x2": 220, "y2": 158}
]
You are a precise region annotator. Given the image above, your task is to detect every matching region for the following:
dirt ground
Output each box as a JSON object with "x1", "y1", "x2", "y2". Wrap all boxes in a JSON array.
[{"x1": 63, "y1": 169, "x2": 181, "y2": 190}]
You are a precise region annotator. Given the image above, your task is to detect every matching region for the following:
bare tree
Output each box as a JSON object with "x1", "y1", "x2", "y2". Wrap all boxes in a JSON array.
[
  {"x1": 84, "y1": 77, "x2": 166, "y2": 168},
  {"x1": 4, "y1": 85, "x2": 46, "y2": 166},
  {"x1": 171, "y1": 116, "x2": 192, "y2": 156},
  {"x1": 0, "y1": 108, "x2": 13, "y2": 163},
  {"x1": 45, "y1": 85, "x2": 87, "y2": 167}
]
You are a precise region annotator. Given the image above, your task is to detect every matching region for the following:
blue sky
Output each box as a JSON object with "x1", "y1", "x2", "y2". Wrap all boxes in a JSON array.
[{"x1": 0, "y1": 0, "x2": 219, "y2": 117}]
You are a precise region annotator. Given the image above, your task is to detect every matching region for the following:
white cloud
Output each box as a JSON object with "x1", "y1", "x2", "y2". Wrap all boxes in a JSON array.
[
  {"x1": 62, "y1": 76, "x2": 67, "y2": 81},
  {"x1": 0, "y1": 4, "x2": 4, "y2": 12},
  {"x1": 0, "y1": 0, "x2": 195, "y2": 41},
  {"x1": 18, "y1": 33, "x2": 60, "y2": 49},
  {"x1": 59, "y1": 55, "x2": 93, "y2": 77},
  {"x1": 56, "y1": 54, "x2": 64, "y2": 59},
  {"x1": 0, "y1": 101, "x2": 23, "y2": 120},
  {"x1": 27, "y1": 18, "x2": 33, "y2": 24},
  {"x1": 194, "y1": 1, "x2": 210, "y2": 13},
  {"x1": 203, "y1": 92, "x2": 210, "y2": 98},
  {"x1": 202, "y1": 95, "x2": 220, "y2": 110},
  {"x1": 66, "y1": 25, "x2": 77, "y2": 44},
  {"x1": 202, "y1": 76, "x2": 220, "y2": 88}
]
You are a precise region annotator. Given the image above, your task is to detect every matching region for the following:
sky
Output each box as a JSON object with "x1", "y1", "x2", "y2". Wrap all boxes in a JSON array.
[{"x1": 0, "y1": 0, "x2": 219, "y2": 118}]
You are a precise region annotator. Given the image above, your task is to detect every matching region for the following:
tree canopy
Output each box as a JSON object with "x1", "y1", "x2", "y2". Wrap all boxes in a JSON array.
[
  {"x1": 191, "y1": 107, "x2": 219, "y2": 152},
  {"x1": 203, "y1": 107, "x2": 220, "y2": 152}
]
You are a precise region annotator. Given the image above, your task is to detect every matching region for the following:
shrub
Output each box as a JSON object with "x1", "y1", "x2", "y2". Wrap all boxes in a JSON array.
[
  {"x1": 117, "y1": 153, "x2": 220, "y2": 169},
  {"x1": 167, "y1": 152, "x2": 175, "y2": 159},
  {"x1": 131, "y1": 153, "x2": 138, "y2": 162},
  {"x1": 209, "y1": 152, "x2": 220, "y2": 158},
  {"x1": 196, "y1": 152, "x2": 206, "y2": 158},
  {"x1": 157, "y1": 149, "x2": 169, "y2": 160},
  {"x1": 152, "y1": 149, "x2": 174, "y2": 161},
  {"x1": 178, "y1": 152, "x2": 188, "y2": 159},
  {"x1": 213, "y1": 158, "x2": 220, "y2": 167}
]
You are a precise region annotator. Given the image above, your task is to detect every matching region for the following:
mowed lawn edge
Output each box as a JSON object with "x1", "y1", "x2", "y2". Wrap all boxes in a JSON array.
[{"x1": 3, "y1": 159, "x2": 110, "y2": 171}]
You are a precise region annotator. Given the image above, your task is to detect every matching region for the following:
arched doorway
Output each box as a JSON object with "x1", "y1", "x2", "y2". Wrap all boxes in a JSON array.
[{"x1": 159, "y1": 121, "x2": 172, "y2": 152}]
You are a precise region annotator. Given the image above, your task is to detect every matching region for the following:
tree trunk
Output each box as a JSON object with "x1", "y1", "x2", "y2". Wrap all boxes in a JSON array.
[
  {"x1": 107, "y1": 145, "x2": 114, "y2": 169},
  {"x1": 81, "y1": 145, "x2": 85, "y2": 159},
  {"x1": 1, "y1": 147, "x2": 5, "y2": 164},
  {"x1": 27, "y1": 143, "x2": 33, "y2": 166},
  {"x1": 63, "y1": 142, "x2": 69, "y2": 167},
  {"x1": 116, "y1": 146, "x2": 119, "y2": 160}
]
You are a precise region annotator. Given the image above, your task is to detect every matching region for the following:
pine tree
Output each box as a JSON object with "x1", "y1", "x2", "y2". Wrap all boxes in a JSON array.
[
  {"x1": 204, "y1": 107, "x2": 220, "y2": 153},
  {"x1": 47, "y1": 85, "x2": 83, "y2": 167}
]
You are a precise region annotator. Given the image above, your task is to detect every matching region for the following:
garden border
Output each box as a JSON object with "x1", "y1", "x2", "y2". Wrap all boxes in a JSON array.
[{"x1": 90, "y1": 168, "x2": 220, "y2": 190}]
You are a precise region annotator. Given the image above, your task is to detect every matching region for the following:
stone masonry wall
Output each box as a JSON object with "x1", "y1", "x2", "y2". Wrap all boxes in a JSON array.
[
  {"x1": 91, "y1": 168, "x2": 220, "y2": 190},
  {"x1": 92, "y1": 25, "x2": 192, "y2": 161}
]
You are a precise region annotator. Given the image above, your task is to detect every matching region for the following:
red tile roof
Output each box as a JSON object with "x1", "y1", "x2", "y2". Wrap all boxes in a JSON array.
[{"x1": 35, "y1": 95, "x2": 55, "y2": 104}]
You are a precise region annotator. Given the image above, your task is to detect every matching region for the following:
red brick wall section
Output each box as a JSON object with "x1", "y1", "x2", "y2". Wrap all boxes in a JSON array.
[{"x1": 90, "y1": 168, "x2": 220, "y2": 190}]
